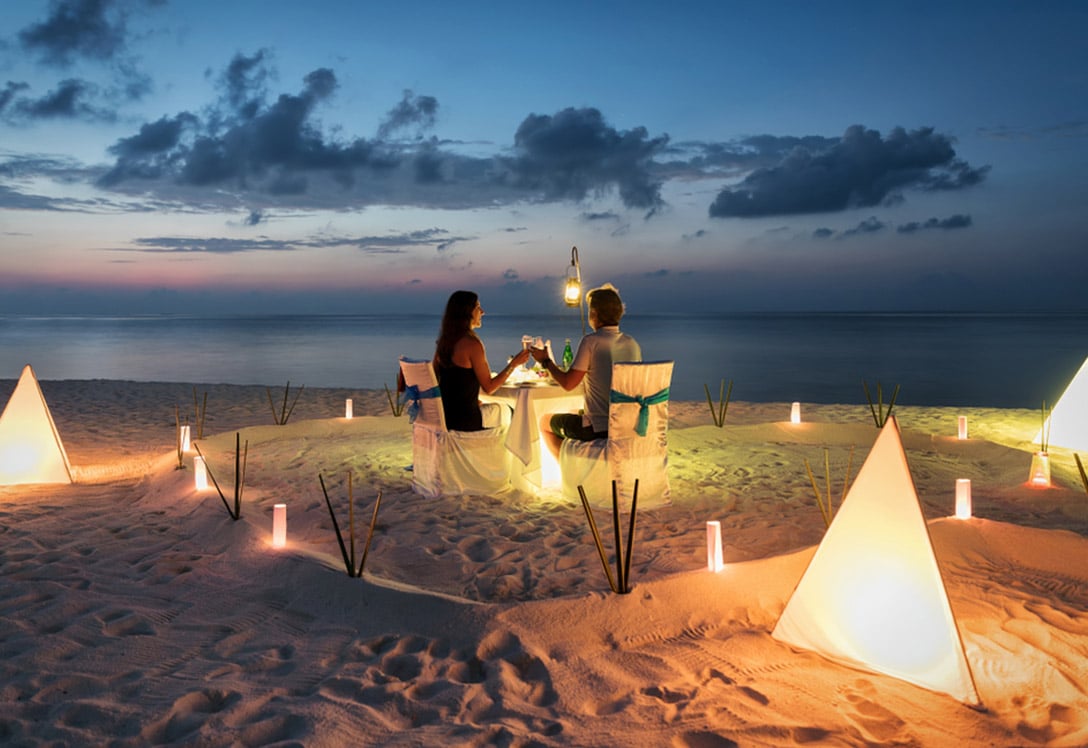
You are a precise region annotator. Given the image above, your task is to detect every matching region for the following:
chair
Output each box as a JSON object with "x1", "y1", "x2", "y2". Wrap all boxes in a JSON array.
[
  {"x1": 398, "y1": 357, "x2": 512, "y2": 498},
  {"x1": 559, "y1": 361, "x2": 674, "y2": 508}
]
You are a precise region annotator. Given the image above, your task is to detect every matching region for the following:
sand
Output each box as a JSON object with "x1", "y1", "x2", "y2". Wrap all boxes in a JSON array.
[{"x1": 2, "y1": 379, "x2": 1088, "y2": 746}]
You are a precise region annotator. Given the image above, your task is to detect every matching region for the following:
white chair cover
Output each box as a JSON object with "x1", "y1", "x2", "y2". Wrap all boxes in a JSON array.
[
  {"x1": 398, "y1": 357, "x2": 512, "y2": 498},
  {"x1": 559, "y1": 361, "x2": 673, "y2": 508}
]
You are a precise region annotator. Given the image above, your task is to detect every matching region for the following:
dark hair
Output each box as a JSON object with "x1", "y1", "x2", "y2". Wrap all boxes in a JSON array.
[
  {"x1": 588, "y1": 285, "x2": 624, "y2": 326},
  {"x1": 435, "y1": 290, "x2": 478, "y2": 366}
]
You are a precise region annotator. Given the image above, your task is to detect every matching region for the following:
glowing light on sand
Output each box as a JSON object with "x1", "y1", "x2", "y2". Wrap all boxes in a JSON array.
[
  {"x1": 773, "y1": 418, "x2": 981, "y2": 705},
  {"x1": 707, "y1": 520, "x2": 724, "y2": 572},
  {"x1": 345, "y1": 398, "x2": 353, "y2": 419},
  {"x1": 1035, "y1": 356, "x2": 1088, "y2": 451},
  {"x1": 955, "y1": 479, "x2": 972, "y2": 519},
  {"x1": 957, "y1": 416, "x2": 967, "y2": 440},
  {"x1": 0, "y1": 364, "x2": 72, "y2": 485},
  {"x1": 791, "y1": 402, "x2": 801, "y2": 424},
  {"x1": 194, "y1": 455, "x2": 208, "y2": 490},
  {"x1": 272, "y1": 503, "x2": 287, "y2": 547},
  {"x1": 1029, "y1": 452, "x2": 1051, "y2": 487},
  {"x1": 180, "y1": 425, "x2": 191, "y2": 452}
]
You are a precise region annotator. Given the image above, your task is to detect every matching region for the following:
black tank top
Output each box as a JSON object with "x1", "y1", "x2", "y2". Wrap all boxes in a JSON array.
[{"x1": 436, "y1": 363, "x2": 483, "y2": 431}]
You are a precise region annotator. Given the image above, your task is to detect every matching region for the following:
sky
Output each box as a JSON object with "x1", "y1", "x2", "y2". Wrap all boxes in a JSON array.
[{"x1": 0, "y1": 0, "x2": 1086, "y2": 316}]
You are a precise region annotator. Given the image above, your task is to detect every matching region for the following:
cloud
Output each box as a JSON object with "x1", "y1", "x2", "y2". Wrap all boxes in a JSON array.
[
  {"x1": 377, "y1": 90, "x2": 438, "y2": 139},
  {"x1": 897, "y1": 214, "x2": 973, "y2": 233},
  {"x1": 709, "y1": 125, "x2": 989, "y2": 218},
  {"x1": 98, "y1": 57, "x2": 377, "y2": 191},
  {"x1": 0, "y1": 82, "x2": 31, "y2": 114},
  {"x1": 244, "y1": 209, "x2": 264, "y2": 226},
  {"x1": 502, "y1": 107, "x2": 669, "y2": 210},
  {"x1": 18, "y1": 0, "x2": 127, "y2": 66},
  {"x1": 121, "y1": 227, "x2": 467, "y2": 254},
  {"x1": 11, "y1": 78, "x2": 116, "y2": 121},
  {"x1": 841, "y1": 216, "x2": 885, "y2": 237}
]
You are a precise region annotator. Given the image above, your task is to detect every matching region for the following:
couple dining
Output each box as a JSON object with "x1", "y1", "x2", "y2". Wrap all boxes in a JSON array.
[{"x1": 433, "y1": 285, "x2": 641, "y2": 458}]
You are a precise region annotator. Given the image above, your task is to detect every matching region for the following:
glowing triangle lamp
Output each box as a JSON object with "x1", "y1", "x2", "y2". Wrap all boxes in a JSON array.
[
  {"x1": 1035, "y1": 356, "x2": 1088, "y2": 452},
  {"x1": 0, "y1": 365, "x2": 73, "y2": 485},
  {"x1": 772, "y1": 417, "x2": 980, "y2": 706}
]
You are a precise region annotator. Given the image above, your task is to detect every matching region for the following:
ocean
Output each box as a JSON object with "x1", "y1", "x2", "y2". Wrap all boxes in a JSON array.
[{"x1": 1, "y1": 312, "x2": 1086, "y2": 408}]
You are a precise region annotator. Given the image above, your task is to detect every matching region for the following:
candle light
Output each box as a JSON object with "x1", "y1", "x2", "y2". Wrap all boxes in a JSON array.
[
  {"x1": 790, "y1": 402, "x2": 801, "y2": 424},
  {"x1": 193, "y1": 455, "x2": 208, "y2": 491},
  {"x1": 272, "y1": 503, "x2": 287, "y2": 547},
  {"x1": 955, "y1": 478, "x2": 972, "y2": 519},
  {"x1": 707, "y1": 520, "x2": 724, "y2": 572},
  {"x1": 1029, "y1": 451, "x2": 1051, "y2": 487},
  {"x1": 345, "y1": 398, "x2": 353, "y2": 419},
  {"x1": 180, "y1": 424, "x2": 191, "y2": 452},
  {"x1": 957, "y1": 416, "x2": 968, "y2": 440}
]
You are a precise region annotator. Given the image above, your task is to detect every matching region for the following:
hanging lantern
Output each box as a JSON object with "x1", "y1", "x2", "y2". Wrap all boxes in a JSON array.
[{"x1": 564, "y1": 247, "x2": 582, "y2": 307}]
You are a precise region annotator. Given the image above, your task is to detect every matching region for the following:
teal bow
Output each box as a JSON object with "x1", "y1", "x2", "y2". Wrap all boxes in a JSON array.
[
  {"x1": 609, "y1": 386, "x2": 669, "y2": 436},
  {"x1": 405, "y1": 384, "x2": 441, "y2": 423}
]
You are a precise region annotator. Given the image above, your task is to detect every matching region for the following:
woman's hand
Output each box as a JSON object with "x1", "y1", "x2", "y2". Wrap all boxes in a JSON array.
[
  {"x1": 528, "y1": 346, "x2": 549, "y2": 363},
  {"x1": 510, "y1": 348, "x2": 531, "y2": 367}
]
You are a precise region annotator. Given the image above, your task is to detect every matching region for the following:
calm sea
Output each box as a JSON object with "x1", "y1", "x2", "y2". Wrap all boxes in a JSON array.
[{"x1": 1, "y1": 313, "x2": 1086, "y2": 407}]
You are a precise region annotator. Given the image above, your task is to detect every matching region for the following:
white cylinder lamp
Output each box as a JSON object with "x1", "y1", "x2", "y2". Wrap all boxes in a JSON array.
[
  {"x1": 1030, "y1": 452, "x2": 1051, "y2": 487},
  {"x1": 955, "y1": 478, "x2": 972, "y2": 519},
  {"x1": 957, "y1": 416, "x2": 968, "y2": 440},
  {"x1": 790, "y1": 402, "x2": 801, "y2": 424},
  {"x1": 180, "y1": 424, "x2": 191, "y2": 452},
  {"x1": 272, "y1": 503, "x2": 287, "y2": 547},
  {"x1": 345, "y1": 398, "x2": 353, "y2": 419},
  {"x1": 706, "y1": 520, "x2": 724, "y2": 572},
  {"x1": 193, "y1": 455, "x2": 208, "y2": 491}
]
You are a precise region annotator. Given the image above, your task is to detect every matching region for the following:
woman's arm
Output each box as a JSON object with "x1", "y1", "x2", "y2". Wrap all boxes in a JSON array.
[{"x1": 461, "y1": 336, "x2": 530, "y2": 394}]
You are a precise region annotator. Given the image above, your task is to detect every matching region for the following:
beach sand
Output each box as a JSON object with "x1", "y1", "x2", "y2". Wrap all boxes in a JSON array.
[{"x1": 2, "y1": 379, "x2": 1088, "y2": 746}]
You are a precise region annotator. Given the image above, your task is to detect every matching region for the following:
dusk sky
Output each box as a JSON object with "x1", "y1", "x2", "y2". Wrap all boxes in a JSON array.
[{"x1": 1, "y1": 0, "x2": 1086, "y2": 316}]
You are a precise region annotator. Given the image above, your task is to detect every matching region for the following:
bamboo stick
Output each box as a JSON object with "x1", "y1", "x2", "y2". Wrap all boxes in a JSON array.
[{"x1": 578, "y1": 485, "x2": 618, "y2": 593}]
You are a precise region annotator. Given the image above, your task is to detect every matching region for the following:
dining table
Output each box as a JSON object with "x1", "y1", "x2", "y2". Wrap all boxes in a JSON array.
[{"x1": 480, "y1": 379, "x2": 583, "y2": 496}]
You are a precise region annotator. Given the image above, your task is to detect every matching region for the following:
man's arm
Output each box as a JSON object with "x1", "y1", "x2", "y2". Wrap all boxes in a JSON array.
[{"x1": 529, "y1": 346, "x2": 586, "y2": 391}]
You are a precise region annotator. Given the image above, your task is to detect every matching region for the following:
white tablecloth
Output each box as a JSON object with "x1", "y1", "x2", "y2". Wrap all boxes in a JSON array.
[{"x1": 481, "y1": 383, "x2": 583, "y2": 493}]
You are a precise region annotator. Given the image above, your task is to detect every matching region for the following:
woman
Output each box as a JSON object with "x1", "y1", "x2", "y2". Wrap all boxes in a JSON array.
[{"x1": 433, "y1": 290, "x2": 530, "y2": 431}]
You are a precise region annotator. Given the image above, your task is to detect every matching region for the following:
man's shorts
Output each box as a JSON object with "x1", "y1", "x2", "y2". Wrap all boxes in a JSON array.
[{"x1": 549, "y1": 413, "x2": 607, "y2": 441}]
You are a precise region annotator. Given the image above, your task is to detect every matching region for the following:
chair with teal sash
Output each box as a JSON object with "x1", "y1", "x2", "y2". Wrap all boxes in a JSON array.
[
  {"x1": 398, "y1": 357, "x2": 512, "y2": 498},
  {"x1": 559, "y1": 360, "x2": 674, "y2": 508}
]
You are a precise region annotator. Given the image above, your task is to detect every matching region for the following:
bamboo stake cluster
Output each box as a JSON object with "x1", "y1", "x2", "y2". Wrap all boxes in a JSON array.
[
  {"x1": 578, "y1": 480, "x2": 640, "y2": 594},
  {"x1": 803, "y1": 446, "x2": 855, "y2": 528},
  {"x1": 267, "y1": 381, "x2": 304, "y2": 425},
  {"x1": 319, "y1": 471, "x2": 383, "y2": 578},
  {"x1": 192, "y1": 387, "x2": 209, "y2": 439},
  {"x1": 384, "y1": 383, "x2": 406, "y2": 417},
  {"x1": 173, "y1": 404, "x2": 187, "y2": 470},
  {"x1": 1075, "y1": 454, "x2": 1088, "y2": 497},
  {"x1": 863, "y1": 380, "x2": 900, "y2": 427},
  {"x1": 193, "y1": 432, "x2": 248, "y2": 520},
  {"x1": 703, "y1": 379, "x2": 734, "y2": 428},
  {"x1": 1039, "y1": 400, "x2": 1052, "y2": 453}
]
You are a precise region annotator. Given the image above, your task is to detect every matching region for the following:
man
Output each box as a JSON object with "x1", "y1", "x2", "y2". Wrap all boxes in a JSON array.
[{"x1": 529, "y1": 284, "x2": 641, "y2": 458}]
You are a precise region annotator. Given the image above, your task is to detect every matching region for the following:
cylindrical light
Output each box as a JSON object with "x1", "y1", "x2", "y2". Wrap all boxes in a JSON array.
[
  {"x1": 706, "y1": 520, "x2": 724, "y2": 572},
  {"x1": 955, "y1": 478, "x2": 972, "y2": 519},
  {"x1": 193, "y1": 455, "x2": 208, "y2": 491},
  {"x1": 180, "y1": 424, "x2": 191, "y2": 452},
  {"x1": 272, "y1": 503, "x2": 287, "y2": 547},
  {"x1": 957, "y1": 416, "x2": 968, "y2": 440},
  {"x1": 345, "y1": 398, "x2": 353, "y2": 419},
  {"x1": 790, "y1": 402, "x2": 801, "y2": 424},
  {"x1": 1030, "y1": 451, "x2": 1051, "y2": 487}
]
